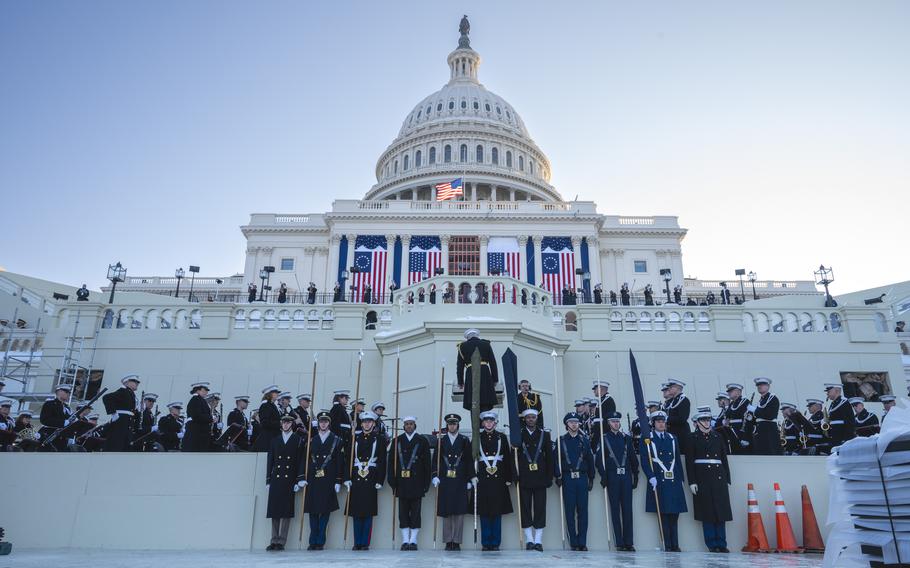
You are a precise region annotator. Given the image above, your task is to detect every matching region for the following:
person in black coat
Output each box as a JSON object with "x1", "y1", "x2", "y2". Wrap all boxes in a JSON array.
[
  {"x1": 227, "y1": 395, "x2": 252, "y2": 451},
  {"x1": 265, "y1": 415, "x2": 306, "y2": 551},
  {"x1": 302, "y1": 411, "x2": 346, "y2": 550},
  {"x1": 132, "y1": 392, "x2": 158, "y2": 452},
  {"x1": 456, "y1": 329, "x2": 499, "y2": 417},
  {"x1": 824, "y1": 383, "x2": 856, "y2": 448},
  {"x1": 362, "y1": 284, "x2": 372, "y2": 304},
  {"x1": 850, "y1": 397, "x2": 880, "y2": 437},
  {"x1": 329, "y1": 390, "x2": 352, "y2": 438},
  {"x1": 746, "y1": 377, "x2": 781, "y2": 455},
  {"x1": 333, "y1": 282, "x2": 343, "y2": 302},
  {"x1": 592, "y1": 380, "x2": 616, "y2": 424},
  {"x1": 157, "y1": 402, "x2": 183, "y2": 451},
  {"x1": 181, "y1": 382, "x2": 212, "y2": 452},
  {"x1": 307, "y1": 283, "x2": 317, "y2": 304},
  {"x1": 517, "y1": 380, "x2": 544, "y2": 429},
  {"x1": 102, "y1": 375, "x2": 140, "y2": 452},
  {"x1": 515, "y1": 409, "x2": 553, "y2": 551},
  {"x1": 293, "y1": 394, "x2": 312, "y2": 439},
  {"x1": 723, "y1": 383, "x2": 750, "y2": 453},
  {"x1": 253, "y1": 385, "x2": 282, "y2": 452},
  {"x1": 475, "y1": 411, "x2": 513, "y2": 551},
  {"x1": 555, "y1": 412, "x2": 596, "y2": 551},
  {"x1": 346, "y1": 411, "x2": 387, "y2": 550},
  {"x1": 388, "y1": 416, "x2": 431, "y2": 550},
  {"x1": 432, "y1": 413, "x2": 476, "y2": 551},
  {"x1": 39, "y1": 385, "x2": 74, "y2": 452},
  {"x1": 686, "y1": 409, "x2": 732, "y2": 553},
  {"x1": 662, "y1": 380, "x2": 691, "y2": 453},
  {"x1": 0, "y1": 399, "x2": 16, "y2": 451}
]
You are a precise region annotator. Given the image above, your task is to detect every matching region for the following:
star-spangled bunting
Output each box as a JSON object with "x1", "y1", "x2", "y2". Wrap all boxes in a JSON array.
[
  {"x1": 408, "y1": 236, "x2": 442, "y2": 285},
  {"x1": 541, "y1": 236, "x2": 575, "y2": 304},
  {"x1": 352, "y1": 235, "x2": 388, "y2": 303}
]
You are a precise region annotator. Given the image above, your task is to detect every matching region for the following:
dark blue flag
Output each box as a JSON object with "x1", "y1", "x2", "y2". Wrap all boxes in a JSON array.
[
  {"x1": 502, "y1": 348, "x2": 521, "y2": 446},
  {"x1": 629, "y1": 350, "x2": 651, "y2": 441}
]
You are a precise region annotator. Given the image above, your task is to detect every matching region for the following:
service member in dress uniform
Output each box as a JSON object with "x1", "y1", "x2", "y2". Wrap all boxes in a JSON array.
[
  {"x1": 631, "y1": 401, "x2": 660, "y2": 449},
  {"x1": 713, "y1": 392, "x2": 736, "y2": 454},
  {"x1": 475, "y1": 411, "x2": 513, "y2": 551},
  {"x1": 346, "y1": 411, "x2": 387, "y2": 550},
  {"x1": 302, "y1": 411, "x2": 346, "y2": 550},
  {"x1": 850, "y1": 397, "x2": 880, "y2": 437},
  {"x1": 207, "y1": 391, "x2": 224, "y2": 445},
  {"x1": 724, "y1": 383, "x2": 750, "y2": 453},
  {"x1": 456, "y1": 329, "x2": 499, "y2": 417},
  {"x1": 102, "y1": 374, "x2": 141, "y2": 452},
  {"x1": 388, "y1": 416, "x2": 431, "y2": 550},
  {"x1": 265, "y1": 415, "x2": 306, "y2": 551},
  {"x1": 432, "y1": 413, "x2": 476, "y2": 551},
  {"x1": 640, "y1": 411, "x2": 687, "y2": 552},
  {"x1": 227, "y1": 395, "x2": 252, "y2": 450},
  {"x1": 133, "y1": 392, "x2": 158, "y2": 451},
  {"x1": 277, "y1": 392, "x2": 293, "y2": 418},
  {"x1": 329, "y1": 389, "x2": 352, "y2": 438},
  {"x1": 662, "y1": 379, "x2": 690, "y2": 453},
  {"x1": 158, "y1": 401, "x2": 184, "y2": 451},
  {"x1": 800, "y1": 398, "x2": 827, "y2": 453},
  {"x1": 881, "y1": 395, "x2": 896, "y2": 423},
  {"x1": 371, "y1": 402, "x2": 390, "y2": 442},
  {"x1": 573, "y1": 400, "x2": 588, "y2": 435},
  {"x1": 746, "y1": 377, "x2": 781, "y2": 455},
  {"x1": 182, "y1": 382, "x2": 213, "y2": 452},
  {"x1": 350, "y1": 398, "x2": 366, "y2": 433},
  {"x1": 779, "y1": 403, "x2": 803, "y2": 455},
  {"x1": 592, "y1": 380, "x2": 616, "y2": 425},
  {"x1": 686, "y1": 408, "x2": 732, "y2": 553},
  {"x1": 555, "y1": 412, "x2": 595, "y2": 551},
  {"x1": 294, "y1": 394, "x2": 312, "y2": 437},
  {"x1": 824, "y1": 383, "x2": 856, "y2": 448},
  {"x1": 596, "y1": 411, "x2": 639, "y2": 551},
  {"x1": 0, "y1": 399, "x2": 15, "y2": 451},
  {"x1": 515, "y1": 408, "x2": 553, "y2": 551},
  {"x1": 254, "y1": 385, "x2": 282, "y2": 452},
  {"x1": 518, "y1": 380, "x2": 544, "y2": 428},
  {"x1": 39, "y1": 385, "x2": 73, "y2": 451}
]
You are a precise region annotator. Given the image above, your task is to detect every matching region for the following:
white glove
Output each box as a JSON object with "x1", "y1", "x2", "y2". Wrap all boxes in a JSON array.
[
  {"x1": 0, "y1": 423, "x2": 6, "y2": 430},
  {"x1": 298, "y1": 480, "x2": 308, "y2": 488},
  {"x1": 293, "y1": 484, "x2": 301, "y2": 492},
  {"x1": 649, "y1": 477, "x2": 657, "y2": 489},
  {"x1": 177, "y1": 432, "x2": 184, "y2": 439},
  {"x1": 466, "y1": 482, "x2": 473, "y2": 490},
  {"x1": 740, "y1": 440, "x2": 749, "y2": 447},
  {"x1": 431, "y1": 477, "x2": 440, "y2": 487},
  {"x1": 217, "y1": 422, "x2": 224, "y2": 429},
  {"x1": 311, "y1": 420, "x2": 318, "y2": 427},
  {"x1": 471, "y1": 477, "x2": 479, "y2": 487},
  {"x1": 111, "y1": 414, "x2": 119, "y2": 422},
  {"x1": 747, "y1": 405, "x2": 757, "y2": 413},
  {"x1": 247, "y1": 427, "x2": 253, "y2": 436},
  {"x1": 374, "y1": 483, "x2": 382, "y2": 490},
  {"x1": 690, "y1": 484, "x2": 698, "y2": 495},
  {"x1": 151, "y1": 425, "x2": 159, "y2": 433},
  {"x1": 505, "y1": 482, "x2": 512, "y2": 486},
  {"x1": 344, "y1": 480, "x2": 352, "y2": 489},
  {"x1": 34, "y1": 432, "x2": 41, "y2": 440},
  {"x1": 63, "y1": 417, "x2": 73, "y2": 427},
  {"x1": 334, "y1": 484, "x2": 341, "y2": 493}
]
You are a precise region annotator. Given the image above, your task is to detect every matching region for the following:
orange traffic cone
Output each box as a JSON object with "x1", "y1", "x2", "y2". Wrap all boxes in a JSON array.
[
  {"x1": 741, "y1": 483, "x2": 772, "y2": 553},
  {"x1": 800, "y1": 485, "x2": 825, "y2": 553},
  {"x1": 773, "y1": 482, "x2": 803, "y2": 553}
]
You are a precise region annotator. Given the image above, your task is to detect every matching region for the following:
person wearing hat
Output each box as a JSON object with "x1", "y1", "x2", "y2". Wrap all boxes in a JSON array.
[
  {"x1": 712, "y1": 392, "x2": 736, "y2": 454},
  {"x1": 640, "y1": 411, "x2": 687, "y2": 552},
  {"x1": 294, "y1": 394, "x2": 312, "y2": 438},
  {"x1": 556, "y1": 412, "x2": 595, "y2": 551},
  {"x1": 371, "y1": 402, "x2": 390, "y2": 442},
  {"x1": 13, "y1": 409, "x2": 40, "y2": 451},
  {"x1": 596, "y1": 411, "x2": 639, "y2": 551},
  {"x1": 475, "y1": 410, "x2": 513, "y2": 551},
  {"x1": 346, "y1": 410, "x2": 387, "y2": 550},
  {"x1": 39, "y1": 384, "x2": 75, "y2": 450},
  {"x1": 881, "y1": 395, "x2": 897, "y2": 422},
  {"x1": 254, "y1": 385, "x2": 282, "y2": 452},
  {"x1": 101, "y1": 374, "x2": 141, "y2": 452},
  {"x1": 686, "y1": 409, "x2": 732, "y2": 553},
  {"x1": 723, "y1": 383, "x2": 750, "y2": 454},
  {"x1": 207, "y1": 392, "x2": 224, "y2": 447},
  {"x1": 592, "y1": 380, "x2": 616, "y2": 430},
  {"x1": 631, "y1": 401, "x2": 660, "y2": 449},
  {"x1": 824, "y1": 383, "x2": 855, "y2": 448},
  {"x1": 132, "y1": 392, "x2": 159, "y2": 452},
  {"x1": 158, "y1": 402, "x2": 184, "y2": 451},
  {"x1": 432, "y1": 413, "x2": 476, "y2": 551},
  {"x1": 0, "y1": 399, "x2": 14, "y2": 451},
  {"x1": 302, "y1": 410, "x2": 346, "y2": 550},
  {"x1": 329, "y1": 390, "x2": 352, "y2": 438},
  {"x1": 277, "y1": 392, "x2": 293, "y2": 420},
  {"x1": 456, "y1": 329, "x2": 499, "y2": 422},
  {"x1": 388, "y1": 415, "x2": 431, "y2": 550},
  {"x1": 182, "y1": 382, "x2": 213, "y2": 452},
  {"x1": 662, "y1": 380, "x2": 690, "y2": 453},
  {"x1": 778, "y1": 403, "x2": 802, "y2": 455},
  {"x1": 350, "y1": 398, "x2": 366, "y2": 433},
  {"x1": 850, "y1": 397, "x2": 880, "y2": 437},
  {"x1": 227, "y1": 396, "x2": 252, "y2": 451},
  {"x1": 515, "y1": 408, "x2": 553, "y2": 551},
  {"x1": 747, "y1": 378, "x2": 781, "y2": 456},
  {"x1": 265, "y1": 414, "x2": 306, "y2": 551},
  {"x1": 800, "y1": 399, "x2": 827, "y2": 454},
  {"x1": 518, "y1": 380, "x2": 544, "y2": 429}
]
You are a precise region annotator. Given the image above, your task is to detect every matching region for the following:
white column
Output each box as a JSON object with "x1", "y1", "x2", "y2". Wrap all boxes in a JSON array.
[
  {"x1": 431, "y1": 184, "x2": 437, "y2": 201},
  {"x1": 440, "y1": 234, "x2": 451, "y2": 276},
  {"x1": 384, "y1": 234, "x2": 397, "y2": 301},
  {"x1": 325, "y1": 235, "x2": 340, "y2": 292},
  {"x1": 399, "y1": 234, "x2": 411, "y2": 287},
  {"x1": 517, "y1": 236, "x2": 528, "y2": 282},
  {"x1": 469, "y1": 183, "x2": 476, "y2": 201},
  {"x1": 588, "y1": 237, "x2": 602, "y2": 286},
  {"x1": 479, "y1": 235, "x2": 489, "y2": 276},
  {"x1": 345, "y1": 233, "x2": 356, "y2": 271},
  {"x1": 491, "y1": 185, "x2": 498, "y2": 201},
  {"x1": 612, "y1": 248, "x2": 624, "y2": 291},
  {"x1": 533, "y1": 235, "x2": 543, "y2": 286},
  {"x1": 510, "y1": 188, "x2": 515, "y2": 201},
  {"x1": 571, "y1": 236, "x2": 583, "y2": 291}
]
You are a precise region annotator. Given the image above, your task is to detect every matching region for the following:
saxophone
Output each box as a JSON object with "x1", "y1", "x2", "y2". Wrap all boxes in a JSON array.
[
  {"x1": 821, "y1": 401, "x2": 832, "y2": 435},
  {"x1": 779, "y1": 421, "x2": 787, "y2": 447}
]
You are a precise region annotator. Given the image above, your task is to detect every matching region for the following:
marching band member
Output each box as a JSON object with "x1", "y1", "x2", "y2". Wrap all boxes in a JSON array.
[
  {"x1": 592, "y1": 380, "x2": 616, "y2": 424},
  {"x1": 515, "y1": 408, "x2": 553, "y2": 551},
  {"x1": 158, "y1": 401, "x2": 184, "y2": 451},
  {"x1": 596, "y1": 411, "x2": 639, "y2": 551},
  {"x1": 780, "y1": 403, "x2": 803, "y2": 455},
  {"x1": 713, "y1": 392, "x2": 736, "y2": 453},
  {"x1": 277, "y1": 392, "x2": 293, "y2": 418},
  {"x1": 850, "y1": 397, "x2": 880, "y2": 437},
  {"x1": 207, "y1": 391, "x2": 223, "y2": 445},
  {"x1": 433, "y1": 413, "x2": 476, "y2": 551},
  {"x1": 640, "y1": 411, "x2": 686, "y2": 552},
  {"x1": 724, "y1": 383, "x2": 750, "y2": 453},
  {"x1": 302, "y1": 411, "x2": 345, "y2": 550},
  {"x1": 662, "y1": 380, "x2": 690, "y2": 452},
  {"x1": 824, "y1": 383, "x2": 855, "y2": 447},
  {"x1": 0, "y1": 399, "x2": 14, "y2": 451},
  {"x1": 388, "y1": 415, "x2": 431, "y2": 550},
  {"x1": 294, "y1": 394, "x2": 312, "y2": 437},
  {"x1": 254, "y1": 385, "x2": 282, "y2": 452},
  {"x1": 518, "y1": 379, "x2": 544, "y2": 428},
  {"x1": 133, "y1": 392, "x2": 158, "y2": 451},
  {"x1": 476, "y1": 411, "x2": 512, "y2": 551},
  {"x1": 631, "y1": 401, "x2": 660, "y2": 449},
  {"x1": 227, "y1": 395, "x2": 252, "y2": 450},
  {"x1": 881, "y1": 395, "x2": 896, "y2": 422},
  {"x1": 102, "y1": 375, "x2": 141, "y2": 452},
  {"x1": 371, "y1": 401, "x2": 390, "y2": 442},
  {"x1": 555, "y1": 412, "x2": 595, "y2": 551},
  {"x1": 182, "y1": 382, "x2": 213, "y2": 452},
  {"x1": 329, "y1": 389, "x2": 352, "y2": 438},
  {"x1": 347, "y1": 410, "x2": 387, "y2": 550},
  {"x1": 747, "y1": 378, "x2": 780, "y2": 455},
  {"x1": 265, "y1": 415, "x2": 306, "y2": 551},
  {"x1": 686, "y1": 408, "x2": 732, "y2": 553}
]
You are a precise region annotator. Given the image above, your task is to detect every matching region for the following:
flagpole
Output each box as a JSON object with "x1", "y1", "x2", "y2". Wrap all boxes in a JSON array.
[
  {"x1": 551, "y1": 350, "x2": 567, "y2": 550},
  {"x1": 594, "y1": 353, "x2": 615, "y2": 551}
]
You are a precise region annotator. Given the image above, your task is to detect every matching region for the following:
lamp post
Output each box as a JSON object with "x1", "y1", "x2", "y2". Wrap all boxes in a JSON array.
[
  {"x1": 214, "y1": 278, "x2": 223, "y2": 302},
  {"x1": 748, "y1": 271, "x2": 758, "y2": 300},
  {"x1": 735, "y1": 268, "x2": 746, "y2": 303},
  {"x1": 340, "y1": 270, "x2": 349, "y2": 302},
  {"x1": 660, "y1": 268, "x2": 673, "y2": 304},
  {"x1": 814, "y1": 265, "x2": 836, "y2": 307},
  {"x1": 348, "y1": 266, "x2": 360, "y2": 302},
  {"x1": 187, "y1": 266, "x2": 200, "y2": 302},
  {"x1": 174, "y1": 268, "x2": 185, "y2": 298},
  {"x1": 257, "y1": 266, "x2": 275, "y2": 302},
  {"x1": 106, "y1": 262, "x2": 127, "y2": 304}
]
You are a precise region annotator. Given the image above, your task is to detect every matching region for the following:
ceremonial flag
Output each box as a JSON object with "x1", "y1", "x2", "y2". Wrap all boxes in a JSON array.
[
  {"x1": 407, "y1": 236, "x2": 442, "y2": 285},
  {"x1": 352, "y1": 235, "x2": 388, "y2": 303},
  {"x1": 435, "y1": 178, "x2": 464, "y2": 201},
  {"x1": 488, "y1": 237, "x2": 520, "y2": 303},
  {"x1": 541, "y1": 237, "x2": 576, "y2": 303},
  {"x1": 502, "y1": 348, "x2": 522, "y2": 446},
  {"x1": 629, "y1": 350, "x2": 651, "y2": 441}
]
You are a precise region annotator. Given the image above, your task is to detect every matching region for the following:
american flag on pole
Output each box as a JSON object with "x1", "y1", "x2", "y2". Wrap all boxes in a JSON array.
[
  {"x1": 408, "y1": 236, "x2": 442, "y2": 285},
  {"x1": 435, "y1": 178, "x2": 463, "y2": 201},
  {"x1": 487, "y1": 237, "x2": 520, "y2": 303},
  {"x1": 352, "y1": 235, "x2": 388, "y2": 303},
  {"x1": 541, "y1": 236, "x2": 576, "y2": 304}
]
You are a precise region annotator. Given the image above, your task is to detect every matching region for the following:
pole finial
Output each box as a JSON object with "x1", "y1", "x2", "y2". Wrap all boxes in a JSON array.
[
  {"x1": 358, "y1": 349, "x2": 364, "y2": 361},
  {"x1": 550, "y1": 350, "x2": 558, "y2": 358},
  {"x1": 313, "y1": 352, "x2": 318, "y2": 362}
]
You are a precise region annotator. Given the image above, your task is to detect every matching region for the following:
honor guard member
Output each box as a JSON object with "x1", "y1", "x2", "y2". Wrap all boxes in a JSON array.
[
  {"x1": 277, "y1": 392, "x2": 293, "y2": 418},
  {"x1": 596, "y1": 411, "x2": 640, "y2": 551},
  {"x1": 346, "y1": 410, "x2": 387, "y2": 550},
  {"x1": 207, "y1": 392, "x2": 224, "y2": 445},
  {"x1": 476, "y1": 411, "x2": 513, "y2": 551},
  {"x1": 747, "y1": 378, "x2": 781, "y2": 455},
  {"x1": 662, "y1": 379, "x2": 691, "y2": 453},
  {"x1": 724, "y1": 383, "x2": 750, "y2": 453},
  {"x1": 780, "y1": 403, "x2": 803, "y2": 455},
  {"x1": 351, "y1": 398, "x2": 366, "y2": 432},
  {"x1": 713, "y1": 392, "x2": 737, "y2": 453},
  {"x1": 515, "y1": 408, "x2": 553, "y2": 551},
  {"x1": 388, "y1": 415, "x2": 431, "y2": 550},
  {"x1": 254, "y1": 385, "x2": 282, "y2": 452},
  {"x1": 158, "y1": 402, "x2": 184, "y2": 451},
  {"x1": 182, "y1": 382, "x2": 213, "y2": 452},
  {"x1": 294, "y1": 394, "x2": 312, "y2": 437},
  {"x1": 265, "y1": 415, "x2": 306, "y2": 551},
  {"x1": 824, "y1": 383, "x2": 856, "y2": 448},
  {"x1": 573, "y1": 399, "x2": 588, "y2": 434},
  {"x1": 456, "y1": 329, "x2": 499, "y2": 417},
  {"x1": 631, "y1": 401, "x2": 660, "y2": 448},
  {"x1": 686, "y1": 408, "x2": 732, "y2": 553},
  {"x1": 555, "y1": 412, "x2": 595, "y2": 551},
  {"x1": 227, "y1": 395, "x2": 252, "y2": 451},
  {"x1": 329, "y1": 389, "x2": 352, "y2": 438},
  {"x1": 0, "y1": 399, "x2": 14, "y2": 451},
  {"x1": 592, "y1": 380, "x2": 616, "y2": 425},
  {"x1": 802, "y1": 398, "x2": 827, "y2": 453},
  {"x1": 881, "y1": 395, "x2": 896, "y2": 422},
  {"x1": 850, "y1": 397, "x2": 880, "y2": 437},
  {"x1": 371, "y1": 402, "x2": 390, "y2": 442},
  {"x1": 432, "y1": 413, "x2": 476, "y2": 551},
  {"x1": 39, "y1": 384, "x2": 74, "y2": 451},
  {"x1": 640, "y1": 411, "x2": 687, "y2": 552},
  {"x1": 302, "y1": 410, "x2": 346, "y2": 550},
  {"x1": 518, "y1": 380, "x2": 544, "y2": 428},
  {"x1": 102, "y1": 374, "x2": 141, "y2": 452},
  {"x1": 133, "y1": 392, "x2": 158, "y2": 451}
]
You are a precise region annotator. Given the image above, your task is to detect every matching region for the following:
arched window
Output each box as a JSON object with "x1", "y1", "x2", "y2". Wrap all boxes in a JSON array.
[
  {"x1": 415, "y1": 150, "x2": 422, "y2": 168},
  {"x1": 475, "y1": 145, "x2": 483, "y2": 163},
  {"x1": 429, "y1": 147, "x2": 436, "y2": 164},
  {"x1": 437, "y1": 103, "x2": 442, "y2": 112},
  {"x1": 417, "y1": 109, "x2": 422, "y2": 119},
  {"x1": 519, "y1": 156, "x2": 524, "y2": 171},
  {"x1": 394, "y1": 160, "x2": 398, "y2": 174},
  {"x1": 529, "y1": 160, "x2": 534, "y2": 175},
  {"x1": 460, "y1": 144, "x2": 467, "y2": 162},
  {"x1": 426, "y1": 105, "x2": 431, "y2": 116},
  {"x1": 403, "y1": 155, "x2": 409, "y2": 170},
  {"x1": 491, "y1": 147, "x2": 499, "y2": 165},
  {"x1": 473, "y1": 101, "x2": 479, "y2": 110},
  {"x1": 448, "y1": 101, "x2": 454, "y2": 110},
  {"x1": 506, "y1": 151, "x2": 513, "y2": 168},
  {"x1": 485, "y1": 103, "x2": 491, "y2": 112},
  {"x1": 460, "y1": 100, "x2": 467, "y2": 109},
  {"x1": 444, "y1": 145, "x2": 451, "y2": 163}
]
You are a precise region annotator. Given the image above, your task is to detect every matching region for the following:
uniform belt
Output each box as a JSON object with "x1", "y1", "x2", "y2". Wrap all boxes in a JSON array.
[
  {"x1": 755, "y1": 418, "x2": 775, "y2": 422},
  {"x1": 340, "y1": 424, "x2": 352, "y2": 429},
  {"x1": 694, "y1": 459, "x2": 722, "y2": 465},
  {"x1": 728, "y1": 419, "x2": 743, "y2": 424},
  {"x1": 829, "y1": 420, "x2": 845, "y2": 425},
  {"x1": 112, "y1": 410, "x2": 133, "y2": 416},
  {"x1": 464, "y1": 362, "x2": 491, "y2": 368},
  {"x1": 808, "y1": 434, "x2": 824, "y2": 439},
  {"x1": 785, "y1": 436, "x2": 796, "y2": 440}
]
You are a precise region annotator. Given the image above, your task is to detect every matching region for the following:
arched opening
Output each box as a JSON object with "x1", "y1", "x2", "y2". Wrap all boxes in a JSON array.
[
  {"x1": 415, "y1": 150, "x2": 422, "y2": 168},
  {"x1": 429, "y1": 147, "x2": 436, "y2": 164},
  {"x1": 491, "y1": 147, "x2": 499, "y2": 165},
  {"x1": 444, "y1": 145, "x2": 452, "y2": 163},
  {"x1": 506, "y1": 151, "x2": 512, "y2": 168},
  {"x1": 475, "y1": 145, "x2": 483, "y2": 163},
  {"x1": 365, "y1": 310, "x2": 378, "y2": 330},
  {"x1": 460, "y1": 144, "x2": 468, "y2": 162}
]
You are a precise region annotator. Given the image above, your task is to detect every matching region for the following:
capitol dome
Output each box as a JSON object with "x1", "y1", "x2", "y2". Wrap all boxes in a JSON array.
[{"x1": 365, "y1": 17, "x2": 561, "y2": 202}]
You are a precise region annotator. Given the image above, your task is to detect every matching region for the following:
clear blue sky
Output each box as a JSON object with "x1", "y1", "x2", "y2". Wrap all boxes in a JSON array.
[{"x1": 1, "y1": 1, "x2": 907, "y2": 293}]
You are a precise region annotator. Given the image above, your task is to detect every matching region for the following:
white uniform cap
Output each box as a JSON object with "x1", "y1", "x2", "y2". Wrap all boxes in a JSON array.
[
  {"x1": 333, "y1": 389, "x2": 351, "y2": 396},
  {"x1": 143, "y1": 393, "x2": 159, "y2": 401},
  {"x1": 190, "y1": 382, "x2": 210, "y2": 391},
  {"x1": 464, "y1": 328, "x2": 480, "y2": 339},
  {"x1": 206, "y1": 392, "x2": 221, "y2": 400},
  {"x1": 666, "y1": 379, "x2": 686, "y2": 388},
  {"x1": 659, "y1": 383, "x2": 670, "y2": 392},
  {"x1": 0, "y1": 399, "x2": 11, "y2": 407},
  {"x1": 234, "y1": 395, "x2": 250, "y2": 402},
  {"x1": 805, "y1": 398, "x2": 823, "y2": 406},
  {"x1": 753, "y1": 377, "x2": 772, "y2": 386},
  {"x1": 479, "y1": 411, "x2": 498, "y2": 421},
  {"x1": 402, "y1": 415, "x2": 417, "y2": 423},
  {"x1": 17, "y1": 409, "x2": 33, "y2": 417},
  {"x1": 261, "y1": 384, "x2": 280, "y2": 395},
  {"x1": 278, "y1": 392, "x2": 292, "y2": 400},
  {"x1": 824, "y1": 383, "x2": 842, "y2": 390},
  {"x1": 55, "y1": 384, "x2": 73, "y2": 392},
  {"x1": 780, "y1": 402, "x2": 797, "y2": 410},
  {"x1": 725, "y1": 383, "x2": 744, "y2": 391},
  {"x1": 715, "y1": 392, "x2": 730, "y2": 400},
  {"x1": 592, "y1": 380, "x2": 610, "y2": 389},
  {"x1": 520, "y1": 409, "x2": 539, "y2": 417},
  {"x1": 646, "y1": 400, "x2": 660, "y2": 407},
  {"x1": 121, "y1": 374, "x2": 141, "y2": 385},
  {"x1": 649, "y1": 411, "x2": 668, "y2": 421},
  {"x1": 574, "y1": 399, "x2": 586, "y2": 406},
  {"x1": 693, "y1": 409, "x2": 712, "y2": 420},
  {"x1": 359, "y1": 410, "x2": 377, "y2": 421},
  {"x1": 880, "y1": 395, "x2": 896, "y2": 402},
  {"x1": 297, "y1": 393, "x2": 312, "y2": 401},
  {"x1": 848, "y1": 397, "x2": 864, "y2": 405},
  {"x1": 371, "y1": 401, "x2": 386, "y2": 411},
  {"x1": 167, "y1": 401, "x2": 183, "y2": 409}
]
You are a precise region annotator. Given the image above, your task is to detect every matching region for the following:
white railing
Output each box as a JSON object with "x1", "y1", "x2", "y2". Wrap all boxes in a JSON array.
[
  {"x1": 741, "y1": 309, "x2": 846, "y2": 334},
  {"x1": 606, "y1": 309, "x2": 712, "y2": 332},
  {"x1": 232, "y1": 307, "x2": 335, "y2": 331},
  {"x1": 394, "y1": 275, "x2": 552, "y2": 316},
  {"x1": 331, "y1": 199, "x2": 599, "y2": 216}
]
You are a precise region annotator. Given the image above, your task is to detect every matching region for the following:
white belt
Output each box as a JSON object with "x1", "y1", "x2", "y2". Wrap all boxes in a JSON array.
[
  {"x1": 756, "y1": 418, "x2": 775, "y2": 422},
  {"x1": 808, "y1": 434, "x2": 823, "y2": 439},
  {"x1": 694, "y1": 459, "x2": 721, "y2": 465},
  {"x1": 785, "y1": 436, "x2": 796, "y2": 440},
  {"x1": 728, "y1": 419, "x2": 743, "y2": 424},
  {"x1": 113, "y1": 410, "x2": 133, "y2": 416},
  {"x1": 340, "y1": 424, "x2": 352, "y2": 429},
  {"x1": 829, "y1": 420, "x2": 845, "y2": 425}
]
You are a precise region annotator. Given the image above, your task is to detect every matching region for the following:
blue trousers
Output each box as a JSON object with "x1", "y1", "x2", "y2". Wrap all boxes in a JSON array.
[
  {"x1": 660, "y1": 513, "x2": 680, "y2": 550},
  {"x1": 702, "y1": 522, "x2": 727, "y2": 549},
  {"x1": 480, "y1": 515, "x2": 502, "y2": 546},
  {"x1": 353, "y1": 516, "x2": 373, "y2": 547},
  {"x1": 308, "y1": 513, "x2": 330, "y2": 545},
  {"x1": 605, "y1": 475, "x2": 634, "y2": 547},
  {"x1": 562, "y1": 476, "x2": 589, "y2": 547}
]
